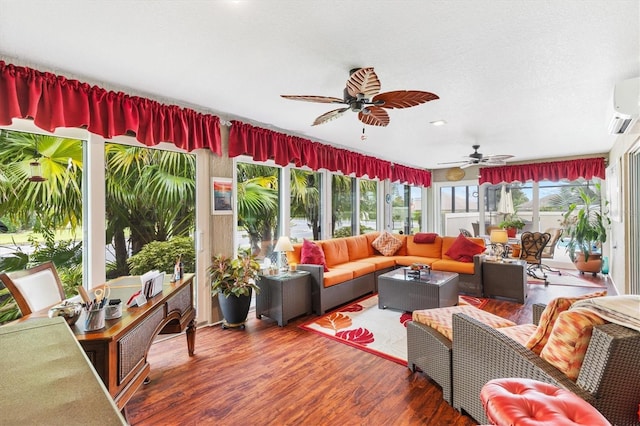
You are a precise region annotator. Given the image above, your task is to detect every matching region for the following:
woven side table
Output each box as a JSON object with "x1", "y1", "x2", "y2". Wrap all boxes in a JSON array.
[{"x1": 256, "y1": 271, "x2": 311, "y2": 326}]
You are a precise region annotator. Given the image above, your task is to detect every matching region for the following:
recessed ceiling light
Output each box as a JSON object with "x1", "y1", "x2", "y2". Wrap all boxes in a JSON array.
[{"x1": 430, "y1": 120, "x2": 447, "y2": 126}]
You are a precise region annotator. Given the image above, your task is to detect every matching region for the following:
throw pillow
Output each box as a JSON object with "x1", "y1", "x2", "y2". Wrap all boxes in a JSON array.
[
  {"x1": 540, "y1": 308, "x2": 607, "y2": 381},
  {"x1": 413, "y1": 232, "x2": 438, "y2": 244},
  {"x1": 371, "y1": 231, "x2": 403, "y2": 256},
  {"x1": 300, "y1": 239, "x2": 329, "y2": 272},
  {"x1": 525, "y1": 290, "x2": 607, "y2": 355},
  {"x1": 444, "y1": 233, "x2": 485, "y2": 262}
]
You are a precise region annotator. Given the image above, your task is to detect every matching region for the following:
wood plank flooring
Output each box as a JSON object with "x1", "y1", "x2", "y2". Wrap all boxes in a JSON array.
[{"x1": 126, "y1": 269, "x2": 613, "y2": 426}]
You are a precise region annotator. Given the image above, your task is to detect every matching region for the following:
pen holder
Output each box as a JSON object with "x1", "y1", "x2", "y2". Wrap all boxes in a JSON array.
[{"x1": 85, "y1": 305, "x2": 106, "y2": 331}]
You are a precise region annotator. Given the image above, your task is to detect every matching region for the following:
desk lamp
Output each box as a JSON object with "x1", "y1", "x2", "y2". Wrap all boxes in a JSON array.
[
  {"x1": 274, "y1": 236, "x2": 294, "y2": 272},
  {"x1": 490, "y1": 229, "x2": 509, "y2": 259}
]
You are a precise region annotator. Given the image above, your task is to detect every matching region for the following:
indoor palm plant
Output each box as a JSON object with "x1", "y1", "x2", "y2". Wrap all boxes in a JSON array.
[
  {"x1": 209, "y1": 248, "x2": 261, "y2": 329},
  {"x1": 561, "y1": 185, "x2": 610, "y2": 274}
]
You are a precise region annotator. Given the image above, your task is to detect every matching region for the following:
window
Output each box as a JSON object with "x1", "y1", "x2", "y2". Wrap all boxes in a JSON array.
[
  {"x1": 359, "y1": 179, "x2": 378, "y2": 234},
  {"x1": 236, "y1": 162, "x2": 280, "y2": 260},
  {"x1": 290, "y1": 169, "x2": 322, "y2": 242},
  {"x1": 332, "y1": 175, "x2": 356, "y2": 237}
]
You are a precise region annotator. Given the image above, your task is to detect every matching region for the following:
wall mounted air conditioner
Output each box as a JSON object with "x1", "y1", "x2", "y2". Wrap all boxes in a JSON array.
[{"x1": 608, "y1": 77, "x2": 639, "y2": 134}]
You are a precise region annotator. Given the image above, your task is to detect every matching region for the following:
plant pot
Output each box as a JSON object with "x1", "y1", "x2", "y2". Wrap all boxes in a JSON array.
[
  {"x1": 506, "y1": 227, "x2": 517, "y2": 238},
  {"x1": 574, "y1": 252, "x2": 602, "y2": 276},
  {"x1": 218, "y1": 289, "x2": 253, "y2": 329}
]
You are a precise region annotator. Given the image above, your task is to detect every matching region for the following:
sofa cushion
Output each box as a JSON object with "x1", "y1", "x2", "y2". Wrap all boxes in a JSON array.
[
  {"x1": 443, "y1": 234, "x2": 485, "y2": 262},
  {"x1": 412, "y1": 305, "x2": 516, "y2": 341},
  {"x1": 320, "y1": 238, "x2": 350, "y2": 267},
  {"x1": 525, "y1": 291, "x2": 607, "y2": 355},
  {"x1": 431, "y1": 259, "x2": 476, "y2": 275},
  {"x1": 346, "y1": 234, "x2": 374, "y2": 261},
  {"x1": 496, "y1": 323, "x2": 538, "y2": 346},
  {"x1": 331, "y1": 261, "x2": 376, "y2": 278},
  {"x1": 371, "y1": 231, "x2": 403, "y2": 256},
  {"x1": 300, "y1": 239, "x2": 329, "y2": 272},
  {"x1": 287, "y1": 243, "x2": 303, "y2": 265},
  {"x1": 540, "y1": 309, "x2": 607, "y2": 381},
  {"x1": 393, "y1": 256, "x2": 440, "y2": 267},
  {"x1": 322, "y1": 268, "x2": 355, "y2": 288},
  {"x1": 357, "y1": 255, "x2": 397, "y2": 270},
  {"x1": 406, "y1": 235, "x2": 443, "y2": 258}
]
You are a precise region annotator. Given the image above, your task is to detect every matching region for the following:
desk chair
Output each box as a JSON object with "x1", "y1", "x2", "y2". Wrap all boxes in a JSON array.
[
  {"x1": 0, "y1": 261, "x2": 65, "y2": 315},
  {"x1": 519, "y1": 231, "x2": 551, "y2": 284}
]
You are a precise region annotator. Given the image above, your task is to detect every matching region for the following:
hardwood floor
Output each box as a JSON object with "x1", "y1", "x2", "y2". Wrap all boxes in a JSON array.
[{"x1": 126, "y1": 269, "x2": 613, "y2": 425}]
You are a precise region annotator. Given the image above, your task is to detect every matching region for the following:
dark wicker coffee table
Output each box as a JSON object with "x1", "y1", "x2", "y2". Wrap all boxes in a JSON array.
[{"x1": 377, "y1": 268, "x2": 459, "y2": 311}]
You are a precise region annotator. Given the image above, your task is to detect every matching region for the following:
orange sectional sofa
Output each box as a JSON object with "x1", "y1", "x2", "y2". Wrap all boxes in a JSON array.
[{"x1": 287, "y1": 232, "x2": 486, "y2": 315}]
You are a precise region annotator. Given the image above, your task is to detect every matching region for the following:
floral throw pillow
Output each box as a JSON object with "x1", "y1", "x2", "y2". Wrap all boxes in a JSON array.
[
  {"x1": 371, "y1": 231, "x2": 403, "y2": 256},
  {"x1": 300, "y1": 239, "x2": 329, "y2": 272}
]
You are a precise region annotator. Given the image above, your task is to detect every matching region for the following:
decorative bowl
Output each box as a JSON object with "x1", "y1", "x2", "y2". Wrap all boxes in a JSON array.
[{"x1": 48, "y1": 301, "x2": 83, "y2": 326}]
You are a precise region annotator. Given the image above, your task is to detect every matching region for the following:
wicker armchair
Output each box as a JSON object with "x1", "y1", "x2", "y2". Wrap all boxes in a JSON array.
[{"x1": 451, "y1": 305, "x2": 640, "y2": 426}]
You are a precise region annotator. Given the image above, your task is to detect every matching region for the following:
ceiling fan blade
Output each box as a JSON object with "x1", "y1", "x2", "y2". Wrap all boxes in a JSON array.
[
  {"x1": 460, "y1": 163, "x2": 475, "y2": 169},
  {"x1": 372, "y1": 91, "x2": 439, "y2": 109},
  {"x1": 437, "y1": 160, "x2": 467, "y2": 165},
  {"x1": 485, "y1": 154, "x2": 514, "y2": 161},
  {"x1": 346, "y1": 67, "x2": 381, "y2": 98},
  {"x1": 358, "y1": 106, "x2": 389, "y2": 126},
  {"x1": 312, "y1": 107, "x2": 349, "y2": 126},
  {"x1": 281, "y1": 95, "x2": 345, "y2": 104}
]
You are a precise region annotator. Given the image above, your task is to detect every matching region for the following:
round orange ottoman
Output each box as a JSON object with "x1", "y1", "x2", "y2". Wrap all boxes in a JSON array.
[{"x1": 480, "y1": 378, "x2": 611, "y2": 426}]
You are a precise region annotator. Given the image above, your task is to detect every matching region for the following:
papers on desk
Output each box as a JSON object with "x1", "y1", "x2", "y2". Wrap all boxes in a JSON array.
[{"x1": 141, "y1": 270, "x2": 165, "y2": 299}]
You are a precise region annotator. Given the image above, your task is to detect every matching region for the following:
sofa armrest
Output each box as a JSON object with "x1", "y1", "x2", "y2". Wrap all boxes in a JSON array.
[
  {"x1": 452, "y1": 312, "x2": 592, "y2": 424},
  {"x1": 296, "y1": 264, "x2": 323, "y2": 314}
]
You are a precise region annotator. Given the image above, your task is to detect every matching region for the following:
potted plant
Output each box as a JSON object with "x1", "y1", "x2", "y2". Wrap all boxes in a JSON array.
[
  {"x1": 209, "y1": 248, "x2": 261, "y2": 329},
  {"x1": 561, "y1": 185, "x2": 610, "y2": 275},
  {"x1": 499, "y1": 214, "x2": 526, "y2": 238}
]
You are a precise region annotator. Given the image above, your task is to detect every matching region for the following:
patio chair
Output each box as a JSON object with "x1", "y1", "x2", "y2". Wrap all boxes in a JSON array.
[
  {"x1": 519, "y1": 231, "x2": 551, "y2": 284},
  {"x1": 0, "y1": 261, "x2": 65, "y2": 316},
  {"x1": 540, "y1": 227, "x2": 563, "y2": 275},
  {"x1": 459, "y1": 228, "x2": 472, "y2": 237}
]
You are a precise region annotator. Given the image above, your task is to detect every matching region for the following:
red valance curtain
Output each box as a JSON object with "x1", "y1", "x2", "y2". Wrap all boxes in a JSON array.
[
  {"x1": 0, "y1": 61, "x2": 221, "y2": 154},
  {"x1": 229, "y1": 121, "x2": 431, "y2": 186},
  {"x1": 479, "y1": 157, "x2": 606, "y2": 184}
]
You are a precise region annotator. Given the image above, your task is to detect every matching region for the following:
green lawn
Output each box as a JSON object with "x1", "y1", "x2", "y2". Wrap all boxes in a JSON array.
[{"x1": 0, "y1": 228, "x2": 82, "y2": 245}]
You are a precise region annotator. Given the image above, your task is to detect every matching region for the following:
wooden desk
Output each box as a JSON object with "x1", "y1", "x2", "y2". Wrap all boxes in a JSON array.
[
  {"x1": 21, "y1": 274, "x2": 196, "y2": 410},
  {"x1": 0, "y1": 317, "x2": 127, "y2": 425}
]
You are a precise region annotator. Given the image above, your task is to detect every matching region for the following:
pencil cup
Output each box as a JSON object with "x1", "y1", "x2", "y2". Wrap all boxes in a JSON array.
[{"x1": 85, "y1": 305, "x2": 106, "y2": 331}]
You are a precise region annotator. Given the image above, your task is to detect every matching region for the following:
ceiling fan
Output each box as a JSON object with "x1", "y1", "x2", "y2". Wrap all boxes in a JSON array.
[
  {"x1": 281, "y1": 67, "x2": 439, "y2": 127},
  {"x1": 438, "y1": 145, "x2": 514, "y2": 169}
]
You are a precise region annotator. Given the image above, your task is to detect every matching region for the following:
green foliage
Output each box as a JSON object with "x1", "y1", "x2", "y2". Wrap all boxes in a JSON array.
[
  {"x1": 334, "y1": 226, "x2": 353, "y2": 238},
  {"x1": 561, "y1": 184, "x2": 609, "y2": 262},
  {"x1": 499, "y1": 214, "x2": 526, "y2": 230},
  {"x1": 209, "y1": 249, "x2": 261, "y2": 297},
  {"x1": 127, "y1": 237, "x2": 195, "y2": 275}
]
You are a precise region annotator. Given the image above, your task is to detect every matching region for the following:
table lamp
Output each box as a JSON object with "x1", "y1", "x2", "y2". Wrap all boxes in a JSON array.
[
  {"x1": 490, "y1": 229, "x2": 509, "y2": 259},
  {"x1": 274, "y1": 236, "x2": 294, "y2": 272}
]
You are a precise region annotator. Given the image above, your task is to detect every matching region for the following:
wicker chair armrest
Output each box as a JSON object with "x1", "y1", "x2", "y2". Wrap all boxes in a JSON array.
[{"x1": 532, "y1": 303, "x2": 546, "y2": 325}]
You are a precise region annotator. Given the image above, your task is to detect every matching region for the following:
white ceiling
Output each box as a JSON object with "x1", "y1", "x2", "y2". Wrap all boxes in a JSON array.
[{"x1": 0, "y1": 1, "x2": 638, "y2": 170}]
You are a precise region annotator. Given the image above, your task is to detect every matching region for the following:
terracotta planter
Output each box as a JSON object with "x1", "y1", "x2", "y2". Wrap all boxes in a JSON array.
[
  {"x1": 574, "y1": 252, "x2": 602, "y2": 276},
  {"x1": 506, "y1": 227, "x2": 517, "y2": 238}
]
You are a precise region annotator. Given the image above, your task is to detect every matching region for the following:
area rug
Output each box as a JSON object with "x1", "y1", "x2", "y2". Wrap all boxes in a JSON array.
[
  {"x1": 528, "y1": 273, "x2": 606, "y2": 288},
  {"x1": 299, "y1": 295, "x2": 487, "y2": 366}
]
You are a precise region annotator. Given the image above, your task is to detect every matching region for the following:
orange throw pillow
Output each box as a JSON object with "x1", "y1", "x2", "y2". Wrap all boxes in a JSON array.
[
  {"x1": 372, "y1": 231, "x2": 403, "y2": 256},
  {"x1": 525, "y1": 290, "x2": 607, "y2": 355},
  {"x1": 300, "y1": 239, "x2": 329, "y2": 272},
  {"x1": 444, "y1": 233, "x2": 485, "y2": 262},
  {"x1": 540, "y1": 308, "x2": 607, "y2": 380}
]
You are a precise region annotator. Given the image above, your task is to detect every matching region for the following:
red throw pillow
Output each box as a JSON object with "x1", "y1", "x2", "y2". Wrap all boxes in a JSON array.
[
  {"x1": 300, "y1": 239, "x2": 329, "y2": 272},
  {"x1": 444, "y1": 233, "x2": 485, "y2": 262},
  {"x1": 414, "y1": 232, "x2": 438, "y2": 244}
]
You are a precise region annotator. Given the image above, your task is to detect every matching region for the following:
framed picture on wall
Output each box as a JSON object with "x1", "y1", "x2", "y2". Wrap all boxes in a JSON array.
[{"x1": 212, "y1": 177, "x2": 233, "y2": 215}]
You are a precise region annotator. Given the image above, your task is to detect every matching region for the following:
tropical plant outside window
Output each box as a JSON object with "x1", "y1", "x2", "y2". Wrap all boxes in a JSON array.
[
  {"x1": 290, "y1": 169, "x2": 321, "y2": 242},
  {"x1": 359, "y1": 179, "x2": 378, "y2": 234},
  {"x1": 332, "y1": 175, "x2": 355, "y2": 237},
  {"x1": 0, "y1": 129, "x2": 196, "y2": 324},
  {"x1": 236, "y1": 162, "x2": 280, "y2": 260},
  {"x1": 391, "y1": 183, "x2": 422, "y2": 234}
]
